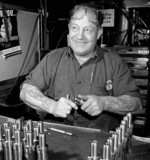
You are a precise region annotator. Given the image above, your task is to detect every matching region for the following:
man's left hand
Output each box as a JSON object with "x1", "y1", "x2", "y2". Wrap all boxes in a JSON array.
[{"x1": 78, "y1": 95, "x2": 105, "y2": 116}]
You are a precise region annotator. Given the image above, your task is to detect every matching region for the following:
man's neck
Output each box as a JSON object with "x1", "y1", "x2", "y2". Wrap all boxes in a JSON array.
[{"x1": 75, "y1": 52, "x2": 94, "y2": 65}]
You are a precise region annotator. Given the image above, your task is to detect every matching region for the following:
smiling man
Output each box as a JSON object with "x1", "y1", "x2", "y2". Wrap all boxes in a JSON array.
[
  {"x1": 67, "y1": 5, "x2": 102, "y2": 63},
  {"x1": 20, "y1": 2, "x2": 142, "y2": 132}
]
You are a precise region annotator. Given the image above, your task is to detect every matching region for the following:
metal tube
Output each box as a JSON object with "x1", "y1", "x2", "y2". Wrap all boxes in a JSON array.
[
  {"x1": 127, "y1": 112, "x2": 132, "y2": 128},
  {"x1": 102, "y1": 144, "x2": 106, "y2": 159},
  {"x1": 38, "y1": 133, "x2": 48, "y2": 160},
  {"x1": 12, "y1": 124, "x2": 18, "y2": 140},
  {"x1": 27, "y1": 120, "x2": 33, "y2": 132},
  {"x1": 3, "y1": 122, "x2": 9, "y2": 139},
  {"x1": 38, "y1": 121, "x2": 44, "y2": 133},
  {"x1": 105, "y1": 144, "x2": 110, "y2": 160},
  {"x1": 15, "y1": 130, "x2": 23, "y2": 160},
  {"x1": 91, "y1": 140, "x2": 98, "y2": 158},
  {"x1": 25, "y1": 132, "x2": 36, "y2": 160},
  {"x1": 26, "y1": 132, "x2": 33, "y2": 147},
  {"x1": 116, "y1": 128, "x2": 122, "y2": 146},
  {"x1": 33, "y1": 127, "x2": 39, "y2": 147},
  {"x1": 13, "y1": 143, "x2": 19, "y2": 160},
  {"x1": 4, "y1": 140, "x2": 13, "y2": 160},
  {"x1": 15, "y1": 119, "x2": 22, "y2": 131},
  {"x1": 0, "y1": 140, "x2": 4, "y2": 160},
  {"x1": 23, "y1": 125, "x2": 28, "y2": 140}
]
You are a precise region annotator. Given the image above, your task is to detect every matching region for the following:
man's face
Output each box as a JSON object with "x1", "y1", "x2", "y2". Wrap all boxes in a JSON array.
[{"x1": 68, "y1": 8, "x2": 102, "y2": 56}]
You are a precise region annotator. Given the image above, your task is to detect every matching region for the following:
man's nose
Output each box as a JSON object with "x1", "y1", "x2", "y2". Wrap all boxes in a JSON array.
[{"x1": 77, "y1": 29, "x2": 85, "y2": 39}]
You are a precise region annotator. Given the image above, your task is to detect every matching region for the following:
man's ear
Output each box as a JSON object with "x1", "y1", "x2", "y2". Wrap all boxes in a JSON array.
[{"x1": 97, "y1": 28, "x2": 103, "y2": 40}]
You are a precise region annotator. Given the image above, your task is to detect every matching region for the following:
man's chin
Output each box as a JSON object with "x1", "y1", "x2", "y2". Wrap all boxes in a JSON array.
[
  {"x1": 74, "y1": 49, "x2": 86, "y2": 55},
  {"x1": 72, "y1": 46, "x2": 86, "y2": 53}
]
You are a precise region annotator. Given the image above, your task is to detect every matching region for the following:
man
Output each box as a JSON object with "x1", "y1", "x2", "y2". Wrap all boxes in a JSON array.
[{"x1": 20, "y1": 2, "x2": 142, "y2": 132}]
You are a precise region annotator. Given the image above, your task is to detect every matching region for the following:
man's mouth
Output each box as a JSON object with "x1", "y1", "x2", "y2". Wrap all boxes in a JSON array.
[{"x1": 74, "y1": 40, "x2": 88, "y2": 44}]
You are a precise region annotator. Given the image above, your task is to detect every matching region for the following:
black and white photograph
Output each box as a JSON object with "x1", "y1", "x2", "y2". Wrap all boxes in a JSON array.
[{"x1": 0, "y1": 1, "x2": 150, "y2": 160}]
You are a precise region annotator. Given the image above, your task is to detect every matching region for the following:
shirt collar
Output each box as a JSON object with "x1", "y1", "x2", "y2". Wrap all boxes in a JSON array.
[
  {"x1": 66, "y1": 45, "x2": 107, "y2": 63},
  {"x1": 67, "y1": 46, "x2": 98, "y2": 61}
]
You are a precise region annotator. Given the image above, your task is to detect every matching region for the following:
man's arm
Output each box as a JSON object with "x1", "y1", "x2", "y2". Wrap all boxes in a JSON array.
[
  {"x1": 103, "y1": 95, "x2": 142, "y2": 115},
  {"x1": 79, "y1": 95, "x2": 142, "y2": 116},
  {"x1": 20, "y1": 83, "x2": 56, "y2": 114},
  {"x1": 20, "y1": 83, "x2": 77, "y2": 118}
]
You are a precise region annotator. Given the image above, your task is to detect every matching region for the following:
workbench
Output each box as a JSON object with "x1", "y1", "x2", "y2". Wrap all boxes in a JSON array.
[{"x1": 0, "y1": 115, "x2": 150, "y2": 160}]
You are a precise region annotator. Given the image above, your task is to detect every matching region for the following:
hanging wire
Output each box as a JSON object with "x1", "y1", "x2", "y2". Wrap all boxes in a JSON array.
[{"x1": 55, "y1": 30, "x2": 68, "y2": 49}]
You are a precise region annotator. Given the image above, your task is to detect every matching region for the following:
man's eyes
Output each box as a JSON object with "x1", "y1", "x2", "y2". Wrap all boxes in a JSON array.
[
  {"x1": 71, "y1": 26, "x2": 78, "y2": 31},
  {"x1": 85, "y1": 28, "x2": 93, "y2": 33},
  {"x1": 70, "y1": 26, "x2": 94, "y2": 33}
]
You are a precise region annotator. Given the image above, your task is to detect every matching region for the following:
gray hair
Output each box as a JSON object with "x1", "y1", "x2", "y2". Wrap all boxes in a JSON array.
[{"x1": 69, "y1": 2, "x2": 104, "y2": 27}]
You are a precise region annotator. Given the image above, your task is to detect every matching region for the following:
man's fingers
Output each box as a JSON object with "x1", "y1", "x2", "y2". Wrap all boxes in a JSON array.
[
  {"x1": 54, "y1": 97, "x2": 78, "y2": 118},
  {"x1": 65, "y1": 98, "x2": 78, "y2": 110},
  {"x1": 78, "y1": 95, "x2": 88, "y2": 100},
  {"x1": 81, "y1": 99, "x2": 92, "y2": 110}
]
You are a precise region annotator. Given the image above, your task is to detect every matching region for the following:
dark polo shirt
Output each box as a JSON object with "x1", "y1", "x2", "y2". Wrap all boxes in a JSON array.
[{"x1": 23, "y1": 46, "x2": 140, "y2": 131}]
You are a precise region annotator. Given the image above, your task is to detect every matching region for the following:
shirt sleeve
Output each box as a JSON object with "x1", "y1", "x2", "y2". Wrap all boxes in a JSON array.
[{"x1": 21, "y1": 53, "x2": 52, "y2": 93}]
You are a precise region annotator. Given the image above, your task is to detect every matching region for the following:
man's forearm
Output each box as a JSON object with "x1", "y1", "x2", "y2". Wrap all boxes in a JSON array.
[
  {"x1": 103, "y1": 95, "x2": 142, "y2": 115},
  {"x1": 20, "y1": 83, "x2": 55, "y2": 114}
]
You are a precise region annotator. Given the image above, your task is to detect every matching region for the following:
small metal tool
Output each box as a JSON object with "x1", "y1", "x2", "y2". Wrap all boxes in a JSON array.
[{"x1": 73, "y1": 97, "x2": 86, "y2": 106}]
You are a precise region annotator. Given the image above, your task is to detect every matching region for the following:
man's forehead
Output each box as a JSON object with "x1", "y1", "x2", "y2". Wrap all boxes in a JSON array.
[{"x1": 71, "y1": 7, "x2": 97, "y2": 22}]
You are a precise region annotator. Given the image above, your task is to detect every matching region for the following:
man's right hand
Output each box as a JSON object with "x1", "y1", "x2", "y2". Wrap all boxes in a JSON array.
[{"x1": 52, "y1": 97, "x2": 78, "y2": 118}]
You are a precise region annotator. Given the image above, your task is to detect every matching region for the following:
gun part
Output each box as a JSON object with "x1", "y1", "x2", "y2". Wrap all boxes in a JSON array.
[{"x1": 73, "y1": 97, "x2": 86, "y2": 106}]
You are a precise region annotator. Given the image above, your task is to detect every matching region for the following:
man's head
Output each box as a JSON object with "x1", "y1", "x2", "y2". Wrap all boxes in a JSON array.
[{"x1": 67, "y1": 3, "x2": 104, "y2": 57}]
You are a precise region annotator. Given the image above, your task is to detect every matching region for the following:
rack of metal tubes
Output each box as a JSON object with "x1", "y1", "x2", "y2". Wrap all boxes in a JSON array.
[
  {"x1": 87, "y1": 113, "x2": 133, "y2": 160},
  {"x1": 0, "y1": 119, "x2": 49, "y2": 160},
  {"x1": 0, "y1": 112, "x2": 133, "y2": 160}
]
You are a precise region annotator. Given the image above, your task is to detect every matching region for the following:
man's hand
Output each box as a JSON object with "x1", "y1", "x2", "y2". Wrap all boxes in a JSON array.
[
  {"x1": 78, "y1": 94, "x2": 142, "y2": 116},
  {"x1": 78, "y1": 95, "x2": 105, "y2": 116},
  {"x1": 52, "y1": 97, "x2": 78, "y2": 118},
  {"x1": 20, "y1": 83, "x2": 78, "y2": 118}
]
